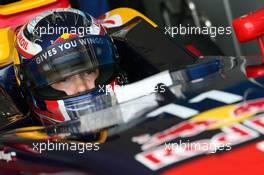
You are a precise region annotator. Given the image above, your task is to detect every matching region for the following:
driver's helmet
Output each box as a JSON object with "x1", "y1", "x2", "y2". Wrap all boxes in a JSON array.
[{"x1": 14, "y1": 8, "x2": 125, "y2": 124}]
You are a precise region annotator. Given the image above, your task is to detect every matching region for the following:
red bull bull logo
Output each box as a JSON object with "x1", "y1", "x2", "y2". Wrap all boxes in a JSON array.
[
  {"x1": 234, "y1": 98, "x2": 264, "y2": 116},
  {"x1": 54, "y1": 33, "x2": 77, "y2": 43}
]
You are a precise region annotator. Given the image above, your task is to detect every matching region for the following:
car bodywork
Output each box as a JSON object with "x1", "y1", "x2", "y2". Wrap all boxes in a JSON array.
[{"x1": 0, "y1": 2, "x2": 263, "y2": 175}]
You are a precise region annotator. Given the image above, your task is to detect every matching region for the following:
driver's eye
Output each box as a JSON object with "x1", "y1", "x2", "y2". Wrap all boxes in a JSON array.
[
  {"x1": 83, "y1": 70, "x2": 95, "y2": 76},
  {"x1": 60, "y1": 76, "x2": 72, "y2": 83},
  {"x1": 60, "y1": 79, "x2": 67, "y2": 82}
]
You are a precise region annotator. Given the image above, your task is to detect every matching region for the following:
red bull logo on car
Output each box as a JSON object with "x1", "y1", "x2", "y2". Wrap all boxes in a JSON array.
[
  {"x1": 133, "y1": 90, "x2": 264, "y2": 170},
  {"x1": 135, "y1": 122, "x2": 261, "y2": 170}
]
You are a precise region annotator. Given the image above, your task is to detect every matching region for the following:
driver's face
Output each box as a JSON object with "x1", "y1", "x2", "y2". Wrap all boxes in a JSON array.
[{"x1": 51, "y1": 69, "x2": 99, "y2": 95}]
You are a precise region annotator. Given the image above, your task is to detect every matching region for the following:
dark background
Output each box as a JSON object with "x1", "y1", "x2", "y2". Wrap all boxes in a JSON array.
[{"x1": 105, "y1": 0, "x2": 264, "y2": 57}]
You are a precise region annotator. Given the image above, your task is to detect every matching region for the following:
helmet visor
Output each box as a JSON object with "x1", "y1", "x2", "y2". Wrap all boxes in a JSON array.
[{"x1": 21, "y1": 35, "x2": 117, "y2": 91}]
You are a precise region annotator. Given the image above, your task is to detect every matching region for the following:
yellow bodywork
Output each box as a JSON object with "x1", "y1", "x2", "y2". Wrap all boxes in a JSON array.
[
  {"x1": 14, "y1": 126, "x2": 49, "y2": 140},
  {"x1": 0, "y1": 28, "x2": 17, "y2": 67},
  {"x1": 103, "y1": 7, "x2": 158, "y2": 28},
  {"x1": 0, "y1": 0, "x2": 56, "y2": 15}
]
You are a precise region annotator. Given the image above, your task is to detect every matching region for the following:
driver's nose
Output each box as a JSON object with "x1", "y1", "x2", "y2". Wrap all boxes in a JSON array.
[
  {"x1": 74, "y1": 74, "x2": 96, "y2": 93},
  {"x1": 74, "y1": 74, "x2": 90, "y2": 93}
]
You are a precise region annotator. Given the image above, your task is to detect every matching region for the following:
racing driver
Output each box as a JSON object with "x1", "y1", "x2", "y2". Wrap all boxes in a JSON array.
[{"x1": 15, "y1": 8, "x2": 128, "y2": 124}]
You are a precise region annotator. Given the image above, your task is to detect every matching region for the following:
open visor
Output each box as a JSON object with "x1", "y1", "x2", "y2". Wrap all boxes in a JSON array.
[{"x1": 21, "y1": 35, "x2": 117, "y2": 90}]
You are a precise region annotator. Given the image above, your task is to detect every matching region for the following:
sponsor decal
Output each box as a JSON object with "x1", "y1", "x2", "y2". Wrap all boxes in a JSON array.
[
  {"x1": 161, "y1": 141, "x2": 264, "y2": 175},
  {"x1": 17, "y1": 32, "x2": 28, "y2": 50},
  {"x1": 133, "y1": 91, "x2": 264, "y2": 170},
  {"x1": 257, "y1": 141, "x2": 264, "y2": 152},
  {"x1": 0, "y1": 150, "x2": 16, "y2": 162},
  {"x1": 135, "y1": 124, "x2": 259, "y2": 170},
  {"x1": 16, "y1": 26, "x2": 42, "y2": 58},
  {"x1": 98, "y1": 13, "x2": 123, "y2": 28},
  {"x1": 133, "y1": 120, "x2": 216, "y2": 151},
  {"x1": 35, "y1": 35, "x2": 105, "y2": 65}
]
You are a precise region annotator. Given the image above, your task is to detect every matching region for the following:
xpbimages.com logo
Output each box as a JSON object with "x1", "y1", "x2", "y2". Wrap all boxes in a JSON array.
[
  {"x1": 97, "y1": 83, "x2": 167, "y2": 95},
  {"x1": 32, "y1": 140, "x2": 100, "y2": 154},
  {"x1": 164, "y1": 140, "x2": 232, "y2": 154},
  {"x1": 165, "y1": 24, "x2": 232, "y2": 38},
  {"x1": 32, "y1": 24, "x2": 100, "y2": 37}
]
